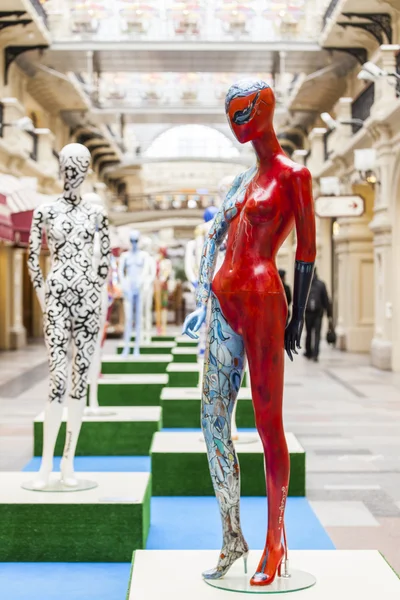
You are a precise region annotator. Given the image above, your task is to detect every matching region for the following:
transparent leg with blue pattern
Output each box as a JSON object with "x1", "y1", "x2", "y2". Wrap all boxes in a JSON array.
[{"x1": 201, "y1": 292, "x2": 249, "y2": 579}]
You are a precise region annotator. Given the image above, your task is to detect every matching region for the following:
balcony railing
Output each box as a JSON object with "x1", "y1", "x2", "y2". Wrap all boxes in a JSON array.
[
  {"x1": 0, "y1": 103, "x2": 4, "y2": 138},
  {"x1": 27, "y1": 130, "x2": 38, "y2": 162},
  {"x1": 351, "y1": 84, "x2": 375, "y2": 134},
  {"x1": 113, "y1": 192, "x2": 219, "y2": 212},
  {"x1": 323, "y1": 128, "x2": 333, "y2": 162},
  {"x1": 28, "y1": 0, "x2": 49, "y2": 29},
  {"x1": 322, "y1": 0, "x2": 340, "y2": 30}
]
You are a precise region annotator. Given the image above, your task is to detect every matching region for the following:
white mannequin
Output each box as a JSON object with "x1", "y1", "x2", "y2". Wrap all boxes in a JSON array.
[
  {"x1": 27, "y1": 143, "x2": 110, "y2": 490},
  {"x1": 154, "y1": 247, "x2": 173, "y2": 335},
  {"x1": 83, "y1": 192, "x2": 114, "y2": 417},
  {"x1": 139, "y1": 236, "x2": 157, "y2": 344},
  {"x1": 119, "y1": 229, "x2": 151, "y2": 356}
]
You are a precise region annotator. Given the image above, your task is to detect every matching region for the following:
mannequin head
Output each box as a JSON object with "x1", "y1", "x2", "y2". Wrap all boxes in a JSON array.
[
  {"x1": 129, "y1": 229, "x2": 140, "y2": 251},
  {"x1": 203, "y1": 206, "x2": 218, "y2": 223},
  {"x1": 59, "y1": 144, "x2": 91, "y2": 200},
  {"x1": 225, "y1": 79, "x2": 275, "y2": 144},
  {"x1": 158, "y1": 246, "x2": 168, "y2": 260}
]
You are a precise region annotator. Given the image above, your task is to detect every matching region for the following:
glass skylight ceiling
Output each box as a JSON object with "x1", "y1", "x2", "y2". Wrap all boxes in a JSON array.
[{"x1": 43, "y1": 0, "x2": 321, "y2": 42}]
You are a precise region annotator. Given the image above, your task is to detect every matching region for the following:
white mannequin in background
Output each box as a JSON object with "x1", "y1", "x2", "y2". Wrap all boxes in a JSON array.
[
  {"x1": 139, "y1": 236, "x2": 157, "y2": 344},
  {"x1": 154, "y1": 247, "x2": 172, "y2": 335},
  {"x1": 27, "y1": 143, "x2": 110, "y2": 490},
  {"x1": 119, "y1": 229, "x2": 151, "y2": 356},
  {"x1": 83, "y1": 192, "x2": 114, "y2": 416}
]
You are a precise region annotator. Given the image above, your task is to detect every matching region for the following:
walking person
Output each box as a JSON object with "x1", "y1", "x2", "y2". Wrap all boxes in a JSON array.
[
  {"x1": 304, "y1": 269, "x2": 332, "y2": 362},
  {"x1": 279, "y1": 269, "x2": 292, "y2": 321}
]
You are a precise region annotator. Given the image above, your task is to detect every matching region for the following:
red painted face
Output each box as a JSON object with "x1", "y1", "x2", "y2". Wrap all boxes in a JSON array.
[{"x1": 226, "y1": 85, "x2": 275, "y2": 144}]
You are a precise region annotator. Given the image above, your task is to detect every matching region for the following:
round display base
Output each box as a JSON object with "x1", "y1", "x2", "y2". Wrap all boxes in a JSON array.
[
  {"x1": 232, "y1": 435, "x2": 259, "y2": 446},
  {"x1": 84, "y1": 407, "x2": 117, "y2": 417},
  {"x1": 204, "y1": 569, "x2": 316, "y2": 594},
  {"x1": 21, "y1": 478, "x2": 98, "y2": 493}
]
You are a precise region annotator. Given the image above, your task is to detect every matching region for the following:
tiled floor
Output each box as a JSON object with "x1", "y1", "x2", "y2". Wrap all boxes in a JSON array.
[{"x1": 1, "y1": 335, "x2": 400, "y2": 573}]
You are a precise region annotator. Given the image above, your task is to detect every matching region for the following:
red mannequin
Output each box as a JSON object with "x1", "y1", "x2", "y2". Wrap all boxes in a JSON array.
[{"x1": 183, "y1": 79, "x2": 316, "y2": 586}]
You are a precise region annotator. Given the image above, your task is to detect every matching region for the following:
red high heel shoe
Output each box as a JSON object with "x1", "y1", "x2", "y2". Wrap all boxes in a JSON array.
[{"x1": 250, "y1": 524, "x2": 289, "y2": 586}]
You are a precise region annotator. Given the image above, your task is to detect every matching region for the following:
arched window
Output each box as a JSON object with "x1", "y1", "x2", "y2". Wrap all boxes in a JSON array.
[{"x1": 145, "y1": 125, "x2": 239, "y2": 159}]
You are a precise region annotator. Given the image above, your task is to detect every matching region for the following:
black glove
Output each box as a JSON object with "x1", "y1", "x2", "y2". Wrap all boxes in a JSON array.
[{"x1": 284, "y1": 260, "x2": 314, "y2": 361}]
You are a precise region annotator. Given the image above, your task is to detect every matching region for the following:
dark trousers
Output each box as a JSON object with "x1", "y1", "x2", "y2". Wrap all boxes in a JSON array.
[{"x1": 305, "y1": 312, "x2": 322, "y2": 358}]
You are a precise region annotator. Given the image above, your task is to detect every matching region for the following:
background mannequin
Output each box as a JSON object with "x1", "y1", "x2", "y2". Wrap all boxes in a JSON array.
[
  {"x1": 154, "y1": 247, "x2": 172, "y2": 335},
  {"x1": 139, "y1": 236, "x2": 157, "y2": 343},
  {"x1": 183, "y1": 79, "x2": 315, "y2": 586},
  {"x1": 27, "y1": 143, "x2": 110, "y2": 490},
  {"x1": 119, "y1": 229, "x2": 150, "y2": 356}
]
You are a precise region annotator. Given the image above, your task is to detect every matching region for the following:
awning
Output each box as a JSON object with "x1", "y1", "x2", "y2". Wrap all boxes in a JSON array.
[
  {"x1": 0, "y1": 194, "x2": 13, "y2": 242},
  {"x1": 0, "y1": 174, "x2": 56, "y2": 247}
]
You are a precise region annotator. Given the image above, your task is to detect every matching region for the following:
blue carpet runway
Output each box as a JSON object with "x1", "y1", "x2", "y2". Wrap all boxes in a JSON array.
[{"x1": 2, "y1": 429, "x2": 334, "y2": 599}]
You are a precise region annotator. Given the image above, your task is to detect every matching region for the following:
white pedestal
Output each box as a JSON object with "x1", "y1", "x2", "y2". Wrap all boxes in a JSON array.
[
  {"x1": 127, "y1": 550, "x2": 400, "y2": 599},
  {"x1": 160, "y1": 387, "x2": 252, "y2": 401},
  {"x1": 0, "y1": 472, "x2": 151, "y2": 561},
  {"x1": 151, "y1": 431, "x2": 303, "y2": 455}
]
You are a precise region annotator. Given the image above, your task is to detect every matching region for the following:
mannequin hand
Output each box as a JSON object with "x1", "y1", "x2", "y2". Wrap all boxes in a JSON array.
[
  {"x1": 182, "y1": 306, "x2": 207, "y2": 339},
  {"x1": 284, "y1": 315, "x2": 304, "y2": 361}
]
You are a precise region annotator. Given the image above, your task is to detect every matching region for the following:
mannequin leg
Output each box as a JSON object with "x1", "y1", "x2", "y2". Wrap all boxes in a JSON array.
[
  {"x1": 143, "y1": 285, "x2": 153, "y2": 343},
  {"x1": 61, "y1": 314, "x2": 99, "y2": 486},
  {"x1": 154, "y1": 283, "x2": 162, "y2": 334},
  {"x1": 161, "y1": 308, "x2": 167, "y2": 335},
  {"x1": 88, "y1": 285, "x2": 108, "y2": 411},
  {"x1": 201, "y1": 293, "x2": 248, "y2": 579},
  {"x1": 122, "y1": 293, "x2": 133, "y2": 356},
  {"x1": 33, "y1": 307, "x2": 72, "y2": 489},
  {"x1": 241, "y1": 293, "x2": 289, "y2": 585},
  {"x1": 134, "y1": 292, "x2": 142, "y2": 355}
]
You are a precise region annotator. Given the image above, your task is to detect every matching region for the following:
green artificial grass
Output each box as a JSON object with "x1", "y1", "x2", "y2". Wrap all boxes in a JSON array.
[
  {"x1": 161, "y1": 398, "x2": 255, "y2": 428},
  {"x1": 151, "y1": 450, "x2": 305, "y2": 497},
  {"x1": 132, "y1": 335, "x2": 176, "y2": 342},
  {"x1": 117, "y1": 346, "x2": 174, "y2": 355},
  {"x1": 102, "y1": 359, "x2": 170, "y2": 375},
  {"x1": 167, "y1": 370, "x2": 199, "y2": 387},
  {"x1": 175, "y1": 339, "x2": 198, "y2": 348},
  {"x1": 34, "y1": 417, "x2": 161, "y2": 456},
  {"x1": 0, "y1": 477, "x2": 152, "y2": 562},
  {"x1": 95, "y1": 382, "x2": 165, "y2": 406},
  {"x1": 172, "y1": 352, "x2": 197, "y2": 363}
]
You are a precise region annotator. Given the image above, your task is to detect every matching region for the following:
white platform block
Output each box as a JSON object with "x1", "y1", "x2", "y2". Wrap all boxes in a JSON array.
[
  {"x1": 160, "y1": 387, "x2": 252, "y2": 401},
  {"x1": 0, "y1": 472, "x2": 151, "y2": 561},
  {"x1": 151, "y1": 431, "x2": 303, "y2": 455},
  {"x1": 128, "y1": 550, "x2": 400, "y2": 599},
  {"x1": 150, "y1": 431, "x2": 305, "y2": 496},
  {"x1": 93, "y1": 373, "x2": 168, "y2": 407}
]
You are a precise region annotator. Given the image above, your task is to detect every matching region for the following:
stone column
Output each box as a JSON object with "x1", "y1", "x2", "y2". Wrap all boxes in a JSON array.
[
  {"x1": 389, "y1": 141, "x2": 400, "y2": 372},
  {"x1": 0, "y1": 244, "x2": 11, "y2": 350},
  {"x1": 369, "y1": 127, "x2": 395, "y2": 369},
  {"x1": 9, "y1": 248, "x2": 27, "y2": 349},
  {"x1": 334, "y1": 184, "x2": 374, "y2": 352},
  {"x1": 371, "y1": 46, "x2": 399, "y2": 115}
]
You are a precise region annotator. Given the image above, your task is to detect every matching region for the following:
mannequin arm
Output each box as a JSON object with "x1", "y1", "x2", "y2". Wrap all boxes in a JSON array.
[
  {"x1": 196, "y1": 173, "x2": 243, "y2": 308},
  {"x1": 97, "y1": 207, "x2": 111, "y2": 283},
  {"x1": 28, "y1": 206, "x2": 46, "y2": 312},
  {"x1": 285, "y1": 167, "x2": 316, "y2": 360}
]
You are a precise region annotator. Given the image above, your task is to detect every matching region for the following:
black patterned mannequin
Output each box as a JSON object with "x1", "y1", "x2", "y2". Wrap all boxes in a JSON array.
[{"x1": 27, "y1": 143, "x2": 110, "y2": 490}]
